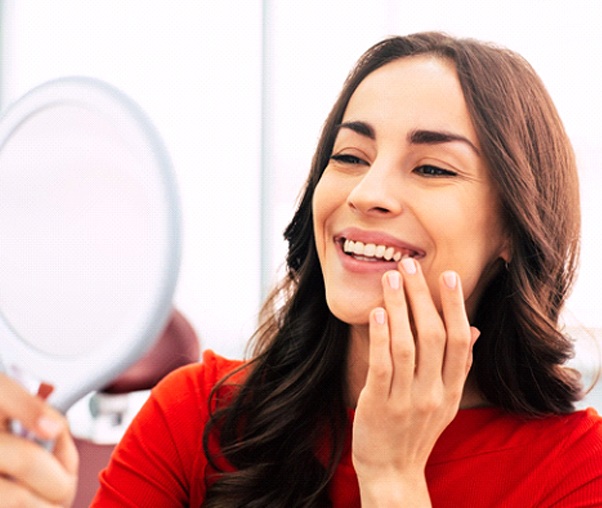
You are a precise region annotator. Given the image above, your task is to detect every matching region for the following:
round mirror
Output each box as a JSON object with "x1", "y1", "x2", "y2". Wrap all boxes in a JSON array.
[{"x1": 0, "y1": 77, "x2": 181, "y2": 412}]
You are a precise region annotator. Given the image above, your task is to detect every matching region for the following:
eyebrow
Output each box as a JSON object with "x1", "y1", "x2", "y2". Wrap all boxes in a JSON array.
[
  {"x1": 335, "y1": 121, "x2": 480, "y2": 156},
  {"x1": 409, "y1": 129, "x2": 481, "y2": 156},
  {"x1": 335, "y1": 121, "x2": 376, "y2": 139}
]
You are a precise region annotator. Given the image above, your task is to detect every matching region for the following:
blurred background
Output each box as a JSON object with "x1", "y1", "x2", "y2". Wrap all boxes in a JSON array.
[{"x1": 1, "y1": 0, "x2": 600, "y2": 366}]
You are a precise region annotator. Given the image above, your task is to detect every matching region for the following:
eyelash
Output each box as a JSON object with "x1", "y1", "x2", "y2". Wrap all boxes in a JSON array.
[
  {"x1": 414, "y1": 165, "x2": 457, "y2": 177},
  {"x1": 330, "y1": 154, "x2": 366, "y2": 165},
  {"x1": 330, "y1": 154, "x2": 457, "y2": 177}
]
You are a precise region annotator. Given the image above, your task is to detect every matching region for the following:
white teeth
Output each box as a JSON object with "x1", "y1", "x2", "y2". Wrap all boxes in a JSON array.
[
  {"x1": 364, "y1": 243, "x2": 376, "y2": 256},
  {"x1": 343, "y1": 239, "x2": 412, "y2": 262}
]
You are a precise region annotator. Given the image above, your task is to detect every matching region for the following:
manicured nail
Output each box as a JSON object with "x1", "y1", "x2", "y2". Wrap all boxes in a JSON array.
[
  {"x1": 37, "y1": 382, "x2": 54, "y2": 400},
  {"x1": 387, "y1": 271, "x2": 400, "y2": 289},
  {"x1": 374, "y1": 308, "x2": 386, "y2": 325},
  {"x1": 443, "y1": 271, "x2": 457, "y2": 289},
  {"x1": 36, "y1": 416, "x2": 62, "y2": 438},
  {"x1": 400, "y1": 257, "x2": 416, "y2": 275}
]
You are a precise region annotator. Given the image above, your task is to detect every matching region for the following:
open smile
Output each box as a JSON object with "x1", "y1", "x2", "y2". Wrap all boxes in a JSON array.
[{"x1": 337, "y1": 235, "x2": 424, "y2": 265}]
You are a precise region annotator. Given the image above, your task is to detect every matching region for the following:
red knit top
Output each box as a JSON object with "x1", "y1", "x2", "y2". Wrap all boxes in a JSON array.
[{"x1": 92, "y1": 350, "x2": 602, "y2": 507}]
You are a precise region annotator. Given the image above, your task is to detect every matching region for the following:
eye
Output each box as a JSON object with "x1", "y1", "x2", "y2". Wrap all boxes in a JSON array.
[
  {"x1": 330, "y1": 154, "x2": 368, "y2": 165},
  {"x1": 414, "y1": 165, "x2": 457, "y2": 177}
]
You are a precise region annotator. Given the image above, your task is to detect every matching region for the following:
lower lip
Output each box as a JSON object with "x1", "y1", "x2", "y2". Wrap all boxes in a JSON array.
[{"x1": 336, "y1": 242, "x2": 399, "y2": 274}]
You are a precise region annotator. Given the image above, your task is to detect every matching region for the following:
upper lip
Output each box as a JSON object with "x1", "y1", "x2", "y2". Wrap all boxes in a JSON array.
[{"x1": 334, "y1": 227, "x2": 426, "y2": 258}]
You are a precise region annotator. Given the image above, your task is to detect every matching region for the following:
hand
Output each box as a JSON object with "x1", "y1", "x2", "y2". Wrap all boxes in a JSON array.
[
  {"x1": 352, "y1": 258, "x2": 479, "y2": 506},
  {"x1": 0, "y1": 374, "x2": 78, "y2": 507}
]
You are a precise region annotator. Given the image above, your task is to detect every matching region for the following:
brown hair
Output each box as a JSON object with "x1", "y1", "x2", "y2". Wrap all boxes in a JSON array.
[{"x1": 203, "y1": 32, "x2": 582, "y2": 507}]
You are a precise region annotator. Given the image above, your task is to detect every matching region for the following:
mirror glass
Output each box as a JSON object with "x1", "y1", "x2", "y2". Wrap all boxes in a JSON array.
[{"x1": 0, "y1": 77, "x2": 180, "y2": 411}]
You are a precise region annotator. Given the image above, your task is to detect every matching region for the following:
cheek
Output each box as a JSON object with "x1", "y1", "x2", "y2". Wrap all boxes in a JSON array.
[
  {"x1": 312, "y1": 172, "x2": 346, "y2": 247},
  {"x1": 424, "y1": 205, "x2": 507, "y2": 311},
  {"x1": 311, "y1": 181, "x2": 330, "y2": 257}
]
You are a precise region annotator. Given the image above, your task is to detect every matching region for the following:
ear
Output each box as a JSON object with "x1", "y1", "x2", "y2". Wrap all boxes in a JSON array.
[{"x1": 498, "y1": 234, "x2": 512, "y2": 264}]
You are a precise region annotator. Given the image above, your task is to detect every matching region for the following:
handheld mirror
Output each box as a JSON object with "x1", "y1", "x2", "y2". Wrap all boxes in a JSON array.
[{"x1": 0, "y1": 77, "x2": 181, "y2": 414}]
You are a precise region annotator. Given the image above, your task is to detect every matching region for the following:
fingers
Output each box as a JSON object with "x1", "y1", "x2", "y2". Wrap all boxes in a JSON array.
[
  {"x1": 0, "y1": 375, "x2": 78, "y2": 505},
  {"x1": 0, "y1": 432, "x2": 76, "y2": 504},
  {"x1": 366, "y1": 307, "x2": 393, "y2": 396},
  {"x1": 396, "y1": 258, "x2": 446, "y2": 381},
  {"x1": 382, "y1": 271, "x2": 415, "y2": 390},
  {"x1": 53, "y1": 420, "x2": 79, "y2": 478},
  {"x1": 378, "y1": 259, "x2": 477, "y2": 399},
  {"x1": 438, "y1": 271, "x2": 473, "y2": 391},
  {"x1": 0, "y1": 375, "x2": 62, "y2": 441},
  {"x1": 0, "y1": 476, "x2": 64, "y2": 508}
]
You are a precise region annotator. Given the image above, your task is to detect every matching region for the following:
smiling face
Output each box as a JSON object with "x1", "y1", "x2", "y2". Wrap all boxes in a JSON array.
[{"x1": 312, "y1": 55, "x2": 510, "y2": 327}]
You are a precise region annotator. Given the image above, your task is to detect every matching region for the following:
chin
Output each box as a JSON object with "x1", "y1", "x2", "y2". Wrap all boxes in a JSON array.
[{"x1": 325, "y1": 294, "x2": 377, "y2": 326}]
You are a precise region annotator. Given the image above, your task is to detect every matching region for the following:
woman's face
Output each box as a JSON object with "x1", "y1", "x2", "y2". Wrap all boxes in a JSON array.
[{"x1": 312, "y1": 55, "x2": 510, "y2": 326}]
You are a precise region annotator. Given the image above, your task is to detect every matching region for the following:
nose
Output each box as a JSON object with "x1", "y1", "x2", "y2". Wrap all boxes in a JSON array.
[{"x1": 346, "y1": 160, "x2": 403, "y2": 217}]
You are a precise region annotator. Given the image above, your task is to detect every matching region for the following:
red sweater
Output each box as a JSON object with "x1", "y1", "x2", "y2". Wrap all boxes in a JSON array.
[{"x1": 92, "y1": 350, "x2": 602, "y2": 507}]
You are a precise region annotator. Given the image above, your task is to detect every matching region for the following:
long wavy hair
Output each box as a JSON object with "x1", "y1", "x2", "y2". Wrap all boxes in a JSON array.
[{"x1": 202, "y1": 32, "x2": 582, "y2": 507}]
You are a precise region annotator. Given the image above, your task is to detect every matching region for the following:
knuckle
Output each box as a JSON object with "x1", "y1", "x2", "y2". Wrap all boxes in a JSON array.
[
  {"x1": 446, "y1": 386, "x2": 464, "y2": 403},
  {"x1": 420, "y1": 325, "x2": 446, "y2": 343},
  {"x1": 448, "y1": 330, "x2": 471, "y2": 347},
  {"x1": 370, "y1": 363, "x2": 391, "y2": 381},
  {"x1": 393, "y1": 347, "x2": 414, "y2": 364},
  {"x1": 416, "y1": 390, "x2": 444, "y2": 413},
  {"x1": 416, "y1": 398, "x2": 440, "y2": 414}
]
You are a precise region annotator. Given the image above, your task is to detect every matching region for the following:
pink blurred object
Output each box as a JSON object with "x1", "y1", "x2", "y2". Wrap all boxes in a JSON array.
[{"x1": 101, "y1": 308, "x2": 200, "y2": 394}]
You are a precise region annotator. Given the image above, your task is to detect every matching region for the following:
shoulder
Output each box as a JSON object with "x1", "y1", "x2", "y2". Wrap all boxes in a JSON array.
[
  {"x1": 441, "y1": 406, "x2": 602, "y2": 458},
  {"x1": 553, "y1": 406, "x2": 602, "y2": 438},
  {"x1": 520, "y1": 407, "x2": 602, "y2": 457},
  {"x1": 93, "y1": 350, "x2": 246, "y2": 506},
  {"x1": 157, "y1": 348, "x2": 245, "y2": 384},
  {"x1": 547, "y1": 407, "x2": 602, "y2": 464},
  {"x1": 437, "y1": 407, "x2": 602, "y2": 470},
  {"x1": 535, "y1": 408, "x2": 602, "y2": 503},
  {"x1": 429, "y1": 407, "x2": 602, "y2": 505},
  {"x1": 151, "y1": 349, "x2": 246, "y2": 407}
]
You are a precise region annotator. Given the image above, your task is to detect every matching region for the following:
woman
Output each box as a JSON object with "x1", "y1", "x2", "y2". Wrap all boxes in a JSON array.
[{"x1": 1, "y1": 32, "x2": 601, "y2": 507}]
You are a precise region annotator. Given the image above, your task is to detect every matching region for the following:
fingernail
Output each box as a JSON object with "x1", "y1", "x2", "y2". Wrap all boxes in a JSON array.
[
  {"x1": 443, "y1": 271, "x2": 457, "y2": 289},
  {"x1": 37, "y1": 382, "x2": 54, "y2": 400},
  {"x1": 36, "y1": 416, "x2": 62, "y2": 438},
  {"x1": 400, "y1": 257, "x2": 416, "y2": 275},
  {"x1": 387, "y1": 271, "x2": 400, "y2": 289},
  {"x1": 374, "y1": 308, "x2": 386, "y2": 325}
]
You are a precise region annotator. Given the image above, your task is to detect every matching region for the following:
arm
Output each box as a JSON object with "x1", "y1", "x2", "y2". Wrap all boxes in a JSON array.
[
  {"x1": 0, "y1": 374, "x2": 78, "y2": 507},
  {"x1": 352, "y1": 259, "x2": 477, "y2": 507}
]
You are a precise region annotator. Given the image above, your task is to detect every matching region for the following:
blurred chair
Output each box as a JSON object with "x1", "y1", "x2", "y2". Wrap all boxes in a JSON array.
[{"x1": 70, "y1": 308, "x2": 200, "y2": 508}]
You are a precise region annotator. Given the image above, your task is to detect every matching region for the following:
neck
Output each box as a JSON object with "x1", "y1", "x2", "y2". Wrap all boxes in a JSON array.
[{"x1": 344, "y1": 325, "x2": 489, "y2": 409}]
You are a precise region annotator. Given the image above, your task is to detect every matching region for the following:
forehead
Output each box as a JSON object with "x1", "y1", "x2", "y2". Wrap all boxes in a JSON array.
[{"x1": 343, "y1": 56, "x2": 478, "y2": 143}]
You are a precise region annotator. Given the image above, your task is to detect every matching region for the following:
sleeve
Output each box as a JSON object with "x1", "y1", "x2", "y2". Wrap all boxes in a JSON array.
[
  {"x1": 544, "y1": 408, "x2": 602, "y2": 507},
  {"x1": 90, "y1": 350, "x2": 227, "y2": 507}
]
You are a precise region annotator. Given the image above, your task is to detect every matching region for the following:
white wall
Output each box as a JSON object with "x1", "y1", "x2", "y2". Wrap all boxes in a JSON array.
[
  {"x1": 1, "y1": 1, "x2": 263, "y2": 358},
  {"x1": 262, "y1": 0, "x2": 602, "y2": 330},
  {"x1": 1, "y1": 1, "x2": 601, "y2": 361}
]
